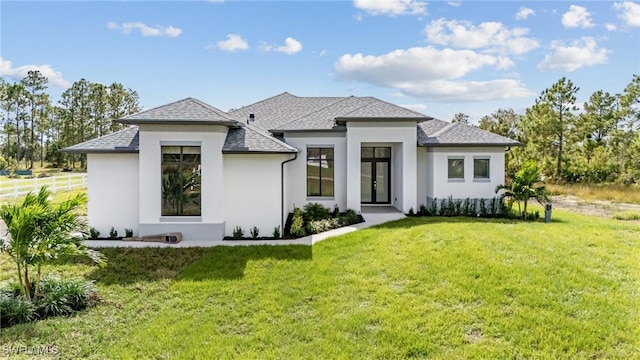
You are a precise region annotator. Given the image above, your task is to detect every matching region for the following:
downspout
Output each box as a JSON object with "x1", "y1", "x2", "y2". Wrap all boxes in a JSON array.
[{"x1": 281, "y1": 152, "x2": 298, "y2": 232}]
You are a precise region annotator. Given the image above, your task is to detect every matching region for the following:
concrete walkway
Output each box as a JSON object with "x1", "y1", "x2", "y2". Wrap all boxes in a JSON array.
[{"x1": 84, "y1": 209, "x2": 405, "y2": 248}]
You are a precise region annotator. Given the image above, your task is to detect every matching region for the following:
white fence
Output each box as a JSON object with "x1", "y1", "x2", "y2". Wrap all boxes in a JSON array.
[{"x1": 0, "y1": 173, "x2": 88, "y2": 199}]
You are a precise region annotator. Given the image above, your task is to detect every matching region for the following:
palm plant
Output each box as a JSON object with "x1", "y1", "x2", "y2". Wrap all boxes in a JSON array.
[
  {"x1": 496, "y1": 160, "x2": 550, "y2": 218},
  {"x1": 0, "y1": 186, "x2": 105, "y2": 301}
]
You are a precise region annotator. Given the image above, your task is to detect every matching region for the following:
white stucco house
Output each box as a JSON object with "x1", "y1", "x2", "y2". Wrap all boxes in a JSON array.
[{"x1": 64, "y1": 92, "x2": 519, "y2": 241}]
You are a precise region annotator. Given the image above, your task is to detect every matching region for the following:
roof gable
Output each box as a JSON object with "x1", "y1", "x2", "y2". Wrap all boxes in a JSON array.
[
  {"x1": 62, "y1": 126, "x2": 139, "y2": 153},
  {"x1": 418, "y1": 120, "x2": 521, "y2": 147},
  {"x1": 223, "y1": 124, "x2": 299, "y2": 153},
  {"x1": 337, "y1": 98, "x2": 428, "y2": 120},
  {"x1": 120, "y1": 97, "x2": 236, "y2": 125}
]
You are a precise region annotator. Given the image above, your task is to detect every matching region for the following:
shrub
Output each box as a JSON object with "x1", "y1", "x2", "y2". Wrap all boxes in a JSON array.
[
  {"x1": 0, "y1": 277, "x2": 99, "y2": 328},
  {"x1": 0, "y1": 293, "x2": 35, "y2": 328},
  {"x1": 479, "y1": 198, "x2": 487, "y2": 216},
  {"x1": 490, "y1": 197, "x2": 499, "y2": 218},
  {"x1": 125, "y1": 228, "x2": 133, "y2": 237},
  {"x1": 250, "y1": 226, "x2": 260, "y2": 239},
  {"x1": 408, "y1": 207, "x2": 415, "y2": 216},
  {"x1": 233, "y1": 226, "x2": 244, "y2": 239},
  {"x1": 290, "y1": 207, "x2": 306, "y2": 238},
  {"x1": 469, "y1": 199, "x2": 477, "y2": 216},
  {"x1": 307, "y1": 218, "x2": 340, "y2": 234},
  {"x1": 303, "y1": 203, "x2": 330, "y2": 222},
  {"x1": 419, "y1": 204, "x2": 428, "y2": 216},
  {"x1": 453, "y1": 199, "x2": 462, "y2": 216},
  {"x1": 109, "y1": 227, "x2": 118, "y2": 239},
  {"x1": 273, "y1": 226, "x2": 281, "y2": 239},
  {"x1": 332, "y1": 206, "x2": 340, "y2": 218},
  {"x1": 430, "y1": 198, "x2": 438, "y2": 216},
  {"x1": 89, "y1": 227, "x2": 100, "y2": 239},
  {"x1": 341, "y1": 209, "x2": 359, "y2": 226},
  {"x1": 462, "y1": 198, "x2": 470, "y2": 216}
]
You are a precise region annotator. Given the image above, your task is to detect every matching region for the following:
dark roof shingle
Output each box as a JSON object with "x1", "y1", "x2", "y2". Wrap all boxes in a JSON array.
[
  {"x1": 62, "y1": 126, "x2": 139, "y2": 153},
  {"x1": 119, "y1": 97, "x2": 236, "y2": 125},
  {"x1": 418, "y1": 120, "x2": 521, "y2": 147}
]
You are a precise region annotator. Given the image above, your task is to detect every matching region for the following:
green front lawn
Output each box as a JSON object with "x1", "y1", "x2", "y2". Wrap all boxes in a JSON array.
[{"x1": 1, "y1": 211, "x2": 639, "y2": 359}]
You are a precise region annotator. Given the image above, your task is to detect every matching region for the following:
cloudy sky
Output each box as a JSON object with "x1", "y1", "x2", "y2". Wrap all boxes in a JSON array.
[{"x1": 1, "y1": 1, "x2": 639, "y2": 122}]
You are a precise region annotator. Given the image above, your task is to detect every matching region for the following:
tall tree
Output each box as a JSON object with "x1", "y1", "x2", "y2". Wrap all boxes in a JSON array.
[
  {"x1": 21, "y1": 70, "x2": 49, "y2": 168},
  {"x1": 478, "y1": 108, "x2": 522, "y2": 140},
  {"x1": 451, "y1": 112, "x2": 470, "y2": 124},
  {"x1": 575, "y1": 90, "x2": 619, "y2": 164},
  {"x1": 529, "y1": 77, "x2": 580, "y2": 179}
]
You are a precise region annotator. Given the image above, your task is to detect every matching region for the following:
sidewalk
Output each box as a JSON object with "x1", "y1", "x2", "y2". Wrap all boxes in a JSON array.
[{"x1": 84, "y1": 210, "x2": 406, "y2": 248}]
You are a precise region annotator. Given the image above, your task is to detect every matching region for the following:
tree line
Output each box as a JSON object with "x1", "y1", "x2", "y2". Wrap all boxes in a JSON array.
[
  {"x1": 473, "y1": 75, "x2": 639, "y2": 184},
  {"x1": 0, "y1": 71, "x2": 140, "y2": 170}
]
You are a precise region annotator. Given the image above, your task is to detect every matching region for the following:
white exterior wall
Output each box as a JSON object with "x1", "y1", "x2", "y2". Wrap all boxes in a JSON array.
[
  {"x1": 426, "y1": 146, "x2": 505, "y2": 201},
  {"x1": 346, "y1": 121, "x2": 417, "y2": 213},
  {"x1": 87, "y1": 153, "x2": 139, "y2": 236},
  {"x1": 283, "y1": 133, "x2": 347, "y2": 215},
  {"x1": 223, "y1": 154, "x2": 290, "y2": 237},
  {"x1": 138, "y1": 124, "x2": 227, "y2": 240},
  {"x1": 416, "y1": 147, "x2": 428, "y2": 208}
]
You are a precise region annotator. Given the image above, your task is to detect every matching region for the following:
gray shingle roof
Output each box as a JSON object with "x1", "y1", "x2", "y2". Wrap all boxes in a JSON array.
[
  {"x1": 62, "y1": 126, "x2": 140, "y2": 153},
  {"x1": 119, "y1": 97, "x2": 236, "y2": 125},
  {"x1": 276, "y1": 96, "x2": 375, "y2": 130},
  {"x1": 228, "y1": 92, "x2": 343, "y2": 131},
  {"x1": 337, "y1": 98, "x2": 428, "y2": 120},
  {"x1": 418, "y1": 120, "x2": 521, "y2": 147},
  {"x1": 223, "y1": 124, "x2": 299, "y2": 153}
]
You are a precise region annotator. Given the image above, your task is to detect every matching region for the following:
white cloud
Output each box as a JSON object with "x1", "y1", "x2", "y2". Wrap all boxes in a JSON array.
[
  {"x1": 424, "y1": 18, "x2": 540, "y2": 55},
  {"x1": 537, "y1": 37, "x2": 609, "y2": 72},
  {"x1": 613, "y1": 2, "x2": 640, "y2": 27},
  {"x1": 400, "y1": 103, "x2": 427, "y2": 112},
  {"x1": 0, "y1": 57, "x2": 70, "y2": 88},
  {"x1": 107, "y1": 21, "x2": 182, "y2": 37},
  {"x1": 274, "y1": 37, "x2": 303, "y2": 55},
  {"x1": 515, "y1": 7, "x2": 535, "y2": 20},
  {"x1": 215, "y1": 34, "x2": 249, "y2": 52},
  {"x1": 334, "y1": 46, "x2": 531, "y2": 102},
  {"x1": 353, "y1": 0, "x2": 427, "y2": 16},
  {"x1": 561, "y1": 5, "x2": 594, "y2": 28},
  {"x1": 447, "y1": 1, "x2": 461, "y2": 7},
  {"x1": 606, "y1": 23, "x2": 618, "y2": 31}
]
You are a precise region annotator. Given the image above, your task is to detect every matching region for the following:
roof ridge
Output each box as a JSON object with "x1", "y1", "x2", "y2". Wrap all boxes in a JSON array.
[
  {"x1": 228, "y1": 92, "x2": 297, "y2": 114},
  {"x1": 122, "y1": 98, "x2": 193, "y2": 120},
  {"x1": 430, "y1": 122, "x2": 457, "y2": 137},
  {"x1": 369, "y1": 97, "x2": 428, "y2": 117},
  {"x1": 188, "y1": 97, "x2": 235, "y2": 121},
  {"x1": 271, "y1": 96, "x2": 352, "y2": 130},
  {"x1": 242, "y1": 123, "x2": 299, "y2": 152},
  {"x1": 335, "y1": 97, "x2": 380, "y2": 118}
]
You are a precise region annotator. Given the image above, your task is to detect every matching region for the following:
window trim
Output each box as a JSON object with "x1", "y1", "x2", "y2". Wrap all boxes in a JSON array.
[
  {"x1": 306, "y1": 146, "x2": 335, "y2": 198},
  {"x1": 447, "y1": 156, "x2": 465, "y2": 182},
  {"x1": 473, "y1": 156, "x2": 491, "y2": 181}
]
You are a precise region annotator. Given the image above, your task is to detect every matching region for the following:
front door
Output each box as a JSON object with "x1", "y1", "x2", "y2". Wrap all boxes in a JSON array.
[{"x1": 361, "y1": 147, "x2": 391, "y2": 204}]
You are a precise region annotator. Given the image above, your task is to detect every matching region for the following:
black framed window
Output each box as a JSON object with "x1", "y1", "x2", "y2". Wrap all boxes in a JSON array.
[
  {"x1": 307, "y1": 147, "x2": 334, "y2": 197},
  {"x1": 448, "y1": 158, "x2": 464, "y2": 179},
  {"x1": 474, "y1": 158, "x2": 490, "y2": 179},
  {"x1": 161, "y1": 146, "x2": 201, "y2": 216}
]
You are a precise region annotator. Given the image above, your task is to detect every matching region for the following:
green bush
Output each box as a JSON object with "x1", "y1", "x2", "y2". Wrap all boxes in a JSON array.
[
  {"x1": 250, "y1": 226, "x2": 259, "y2": 239},
  {"x1": 0, "y1": 277, "x2": 99, "y2": 328},
  {"x1": 408, "y1": 207, "x2": 415, "y2": 216},
  {"x1": 430, "y1": 198, "x2": 438, "y2": 216},
  {"x1": 0, "y1": 292, "x2": 35, "y2": 327},
  {"x1": 109, "y1": 227, "x2": 118, "y2": 239},
  {"x1": 290, "y1": 207, "x2": 306, "y2": 238},
  {"x1": 307, "y1": 218, "x2": 340, "y2": 234},
  {"x1": 273, "y1": 226, "x2": 281, "y2": 239},
  {"x1": 340, "y1": 209, "x2": 359, "y2": 226},
  {"x1": 125, "y1": 228, "x2": 133, "y2": 237},
  {"x1": 303, "y1": 203, "x2": 331, "y2": 222},
  {"x1": 418, "y1": 204, "x2": 427, "y2": 216},
  {"x1": 233, "y1": 226, "x2": 244, "y2": 239}
]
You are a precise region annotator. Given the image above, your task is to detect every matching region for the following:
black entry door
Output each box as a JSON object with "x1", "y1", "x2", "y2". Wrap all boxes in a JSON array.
[{"x1": 361, "y1": 147, "x2": 391, "y2": 204}]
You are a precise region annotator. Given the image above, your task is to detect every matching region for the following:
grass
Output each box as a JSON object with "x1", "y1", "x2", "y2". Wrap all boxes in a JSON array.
[
  {"x1": 0, "y1": 211, "x2": 639, "y2": 359},
  {"x1": 613, "y1": 210, "x2": 640, "y2": 221},
  {"x1": 0, "y1": 188, "x2": 88, "y2": 215},
  {"x1": 548, "y1": 183, "x2": 640, "y2": 204}
]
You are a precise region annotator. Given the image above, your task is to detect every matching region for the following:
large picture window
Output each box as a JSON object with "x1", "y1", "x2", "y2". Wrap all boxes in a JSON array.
[
  {"x1": 448, "y1": 157, "x2": 464, "y2": 180},
  {"x1": 307, "y1": 147, "x2": 334, "y2": 197},
  {"x1": 161, "y1": 146, "x2": 201, "y2": 216},
  {"x1": 474, "y1": 157, "x2": 490, "y2": 179}
]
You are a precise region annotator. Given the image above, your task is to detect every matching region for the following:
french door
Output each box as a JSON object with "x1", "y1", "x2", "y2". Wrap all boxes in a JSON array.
[{"x1": 360, "y1": 147, "x2": 391, "y2": 204}]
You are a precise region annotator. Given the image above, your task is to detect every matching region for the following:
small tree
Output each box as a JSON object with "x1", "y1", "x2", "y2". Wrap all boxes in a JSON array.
[
  {"x1": 496, "y1": 161, "x2": 550, "y2": 218},
  {"x1": 0, "y1": 186, "x2": 105, "y2": 301}
]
